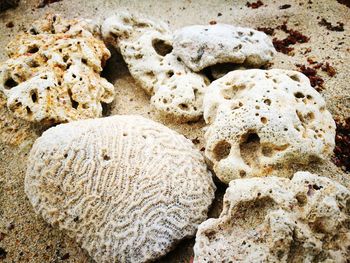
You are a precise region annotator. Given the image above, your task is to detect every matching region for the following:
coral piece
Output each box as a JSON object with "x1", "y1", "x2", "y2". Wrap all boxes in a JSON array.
[
  {"x1": 173, "y1": 24, "x2": 275, "y2": 72},
  {"x1": 194, "y1": 172, "x2": 350, "y2": 262},
  {"x1": 25, "y1": 115, "x2": 215, "y2": 263},
  {"x1": 203, "y1": 69, "x2": 335, "y2": 183},
  {"x1": 102, "y1": 12, "x2": 209, "y2": 122},
  {"x1": 0, "y1": 14, "x2": 115, "y2": 123}
]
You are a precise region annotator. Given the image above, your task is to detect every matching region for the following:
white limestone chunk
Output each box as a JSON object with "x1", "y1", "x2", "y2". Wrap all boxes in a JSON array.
[
  {"x1": 25, "y1": 115, "x2": 216, "y2": 263},
  {"x1": 203, "y1": 69, "x2": 335, "y2": 183},
  {"x1": 194, "y1": 172, "x2": 350, "y2": 263},
  {"x1": 102, "y1": 12, "x2": 209, "y2": 122},
  {"x1": 0, "y1": 14, "x2": 115, "y2": 123},
  {"x1": 173, "y1": 24, "x2": 276, "y2": 72}
]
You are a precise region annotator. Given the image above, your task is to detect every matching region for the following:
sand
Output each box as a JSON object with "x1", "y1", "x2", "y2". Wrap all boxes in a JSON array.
[{"x1": 0, "y1": 0, "x2": 349, "y2": 262}]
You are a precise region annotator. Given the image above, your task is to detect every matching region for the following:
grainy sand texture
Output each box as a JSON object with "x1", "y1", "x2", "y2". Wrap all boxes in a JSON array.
[{"x1": 0, "y1": 0, "x2": 349, "y2": 262}]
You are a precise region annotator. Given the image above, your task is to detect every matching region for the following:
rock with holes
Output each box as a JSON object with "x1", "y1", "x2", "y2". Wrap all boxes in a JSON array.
[
  {"x1": 203, "y1": 69, "x2": 335, "y2": 183},
  {"x1": 102, "y1": 12, "x2": 209, "y2": 122},
  {"x1": 173, "y1": 24, "x2": 275, "y2": 72},
  {"x1": 194, "y1": 171, "x2": 350, "y2": 263},
  {"x1": 25, "y1": 115, "x2": 216, "y2": 263},
  {"x1": 0, "y1": 14, "x2": 114, "y2": 123}
]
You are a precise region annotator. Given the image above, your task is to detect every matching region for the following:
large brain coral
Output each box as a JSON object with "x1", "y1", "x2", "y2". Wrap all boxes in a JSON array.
[
  {"x1": 0, "y1": 14, "x2": 115, "y2": 123},
  {"x1": 194, "y1": 172, "x2": 350, "y2": 262},
  {"x1": 203, "y1": 69, "x2": 336, "y2": 183},
  {"x1": 25, "y1": 115, "x2": 215, "y2": 263}
]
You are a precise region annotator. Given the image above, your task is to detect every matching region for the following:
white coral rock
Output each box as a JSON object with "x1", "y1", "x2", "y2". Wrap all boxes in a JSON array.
[
  {"x1": 0, "y1": 14, "x2": 115, "y2": 123},
  {"x1": 203, "y1": 69, "x2": 335, "y2": 183},
  {"x1": 173, "y1": 24, "x2": 275, "y2": 72},
  {"x1": 102, "y1": 12, "x2": 209, "y2": 122},
  {"x1": 25, "y1": 115, "x2": 216, "y2": 263},
  {"x1": 194, "y1": 172, "x2": 350, "y2": 263}
]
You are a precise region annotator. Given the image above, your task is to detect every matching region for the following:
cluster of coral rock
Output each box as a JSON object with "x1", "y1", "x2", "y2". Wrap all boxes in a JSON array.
[{"x1": 1, "y1": 12, "x2": 348, "y2": 263}]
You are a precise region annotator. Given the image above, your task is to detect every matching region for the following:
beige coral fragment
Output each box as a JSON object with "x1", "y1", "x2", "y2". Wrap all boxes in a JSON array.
[
  {"x1": 194, "y1": 172, "x2": 350, "y2": 263},
  {"x1": 173, "y1": 24, "x2": 275, "y2": 72},
  {"x1": 0, "y1": 14, "x2": 115, "y2": 123},
  {"x1": 203, "y1": 69, "x2": 335, "y2": 183},
  {"x1": 102, "y1": 12, "x2": 209, "y2": 122},
  {"x1": 25, "y1": 115, "x2": 215, "y2": 263}
]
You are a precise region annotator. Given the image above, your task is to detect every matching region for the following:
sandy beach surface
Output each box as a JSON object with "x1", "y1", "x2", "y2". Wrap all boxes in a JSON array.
[{"x1": 0, "y1": 0, "x2": 349, "y2": 262}]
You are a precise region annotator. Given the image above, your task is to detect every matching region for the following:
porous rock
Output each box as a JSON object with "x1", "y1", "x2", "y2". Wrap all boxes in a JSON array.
[
  {"x1": 102, "y1": 12, "x2": 209, "y2": 122},
  {"x1": 0, "y1": 14, "x2": 114, "y2": 123},
  {"x1": 25, "y1": 115, "x2": 216, "y2": 263},
  {"x1": 173, "y1": 24, "x2": 275, "y2": 72},
  {"x1": 194, "y1": 172, "x2": 350, "y2": 262},
  {"x1": 203, "y1": 69, "x2": 335, "y2": 183}
]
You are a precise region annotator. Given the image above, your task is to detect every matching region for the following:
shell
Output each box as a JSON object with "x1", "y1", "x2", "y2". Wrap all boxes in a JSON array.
[
  {"x1": 173, "y1": 24, "x2": 276, "y2": 72},
  {"x1": 0, "y1": 14, "x2": 115, "y2": 123},
  {"x1": 203, "y1": 69, "x2": 335, "y2": 183},
  {"x1": 25, "y1": 115, "x2": 216, "y2": 263},
  {"x1": 194, "y1": 172, "x2": 350, "y2": 262},
  {"x1": 102, "y1": 12, "x2": 209, "y2": 122}
]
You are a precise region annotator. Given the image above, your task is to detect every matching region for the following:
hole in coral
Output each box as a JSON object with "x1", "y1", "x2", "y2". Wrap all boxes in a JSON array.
[
  {"x1": 28, "y1": 46, "x2": 39, "y2": 54},
  {"x1": 179, "y1": 103, "x2": 189, "y2": 110},
  {"x1": 312, "y1": 184, "x2": 323, "y2": 190},
  {"x1": 146, "y1": 71, "x2": 155, "y2": 78},
  {"x1": 213, "y1": 140, "x2": 231, "y2": 161},
  {"x1": 63, "y1": 55, "x2": 69, "y2": 63},
  {"x1": 167, "y1": 71, "x2": 174, "y2": 78},
  {"x1": 201, "y1": 66, "x2": 215, "y2": 83},
  {"x1": 260, "y1": 117, "x2": 268, "y2": 124},
  {"x1": 64, "y1": 154, "x2": 68, "y2": 158},
  {"x1": 295, "y1": 193, "x2": 307, "y2": 206},
  {"x1": 30, "y1": 89, "x2": 38, "y2": 103},
  {"x1": 29, "y1": 28, "x2": 38, "y2": 35},
  {"x1": 305, "y1": 112, "x2": 315, "y2": 122},
  {"x1": 204, "y1": 230, "x2": 216, "y2": 241},
  {"x1": 28, "y1": 60, "x2": 40, "y2": 68},
  {"x1": 81, "y1": 58, "x2": 88, "y2": 65},
  {"x1": 103, "y1": 155, "x2": 110, "y2": 161},
  {"x1": 296, "y1": 110, "x2": 304, "y2": 123},
  {"x1": 26, "y1": 106, "x2": 32, "y2": 116},
  {"x1": 239, "y1": 170, "x2": 246, "y2": 177},
  {"x1": 290, "y1": 74, "x2": 300, "y2": 82},
  {"x1": 68, "y1": 89, "x2": 79, "y2": 109},
  {"x1": 240, "y1": 132, "x2": 260, "y2": 167},
  {"x1": 234, "y1": 44, "x2": 243, "y2": 51},
  {"x1": 4, "y1": 77, "x2": 18, "y2": 89},
  {"x1": 263, "y1": 99, "x2": 271, "y2": 106},
  {"x1": 123, "y1": 133, "x2": 127, "y2": 136},
  {"x1": 152, "y1": 38, "x2": 173, "y2": 56},
  {"x1": 294, "y1": 92, "x2": 305, "y2": 98},
  {"x1": 193, "y1": 88, "x2": 199, "y2": 99}
]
